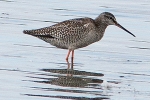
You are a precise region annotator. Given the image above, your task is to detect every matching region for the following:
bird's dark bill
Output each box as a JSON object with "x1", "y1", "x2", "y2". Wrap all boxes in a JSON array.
[{"x1": 116, "y1": 23, "x2": 136, "y2": 37}]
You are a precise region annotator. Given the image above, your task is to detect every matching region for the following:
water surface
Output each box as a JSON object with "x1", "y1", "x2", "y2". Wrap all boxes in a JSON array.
[{"x1": 0, "y1": 0, "x2": 150, "y2": 100}]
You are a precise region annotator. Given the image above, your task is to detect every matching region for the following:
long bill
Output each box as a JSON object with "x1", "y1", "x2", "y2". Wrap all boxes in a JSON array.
[{"x1": 115, "y1": 23, "x2": 136, "y2": 37}]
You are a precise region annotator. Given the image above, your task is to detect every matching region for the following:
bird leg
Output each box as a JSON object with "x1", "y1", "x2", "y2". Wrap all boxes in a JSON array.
[
  {"x1": 71, "y1": 50, "x2": 74, "y2": 68},
  {"x1": 66, "y1": 50, "x2": 74, "y2": 68},
  {"x1": 71, "y1": 50, "x2": 74, "y2": 61},
  {"x1": 66, "y1": 50, "x2": 72, "y2": 61}
]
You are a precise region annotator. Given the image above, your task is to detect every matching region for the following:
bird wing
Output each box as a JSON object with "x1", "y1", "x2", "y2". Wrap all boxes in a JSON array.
[{"x1": 23, "y1": 18, "x2": 96, "y2": 43}]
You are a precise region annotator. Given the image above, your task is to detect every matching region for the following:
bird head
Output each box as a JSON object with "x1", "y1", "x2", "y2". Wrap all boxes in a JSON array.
[{"x1": 99, "y1": 12, "x2": 136, "y2": 37}]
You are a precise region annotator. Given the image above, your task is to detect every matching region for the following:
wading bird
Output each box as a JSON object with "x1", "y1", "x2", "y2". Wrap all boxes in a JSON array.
[{"x1": 23, "y1": 12, "x2": 135, "y2": 62}]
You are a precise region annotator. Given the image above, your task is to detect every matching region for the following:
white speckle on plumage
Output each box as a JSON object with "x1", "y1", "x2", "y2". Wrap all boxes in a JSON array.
[{"x1": 84, "y1": 23, "x2": 89, "y2": 27}]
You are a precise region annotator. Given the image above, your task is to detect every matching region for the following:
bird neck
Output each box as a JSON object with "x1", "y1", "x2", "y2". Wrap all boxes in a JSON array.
[{"x1": 94, "y1": 18, "x2": 108, "y2": 34}]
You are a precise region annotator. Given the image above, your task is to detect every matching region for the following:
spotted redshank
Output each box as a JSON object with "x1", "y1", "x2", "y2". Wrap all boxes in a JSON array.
[{"x1": 23, "y1": 12, "x2": 135, "y2": 62}]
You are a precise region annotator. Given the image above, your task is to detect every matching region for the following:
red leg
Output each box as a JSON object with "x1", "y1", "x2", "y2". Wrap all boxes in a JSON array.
[
  {"x1": 66, "y1": 50, "x2": 71, "y2": 61},
  {"x1": 71, "y1": 50, "x2": 74, "y2": 59},
  {"x1": 71, "y1": 50, "x2": 74, "y2": 68}
]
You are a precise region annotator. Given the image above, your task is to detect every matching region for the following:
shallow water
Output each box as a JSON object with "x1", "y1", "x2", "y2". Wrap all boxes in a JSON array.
[{"x1": 0, "y1": 0, "x2": 150, "y2": 100}]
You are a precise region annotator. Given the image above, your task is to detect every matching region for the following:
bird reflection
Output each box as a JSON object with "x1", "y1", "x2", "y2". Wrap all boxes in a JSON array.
[
  {"x1": 40, "y1": 68, "x2": 104, "y2": 87},
  {"x1": 25, "y1": 64, "x2": 109, "y2": 99},
  {"x1": 26, "y1": 66, "x2": 104, "y2": 88}
]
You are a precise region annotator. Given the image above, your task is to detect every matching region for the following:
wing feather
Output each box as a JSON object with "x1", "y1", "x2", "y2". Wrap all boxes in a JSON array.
[{"x1": 23, "y1": 18, "x2": 96, "y2": 43}]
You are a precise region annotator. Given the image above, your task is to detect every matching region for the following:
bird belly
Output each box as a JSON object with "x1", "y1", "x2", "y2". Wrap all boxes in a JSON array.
[
  {"x1": 69, "y1": 33, "x2": 103, "y2": 50},
  {"x1": 36, "y1": 36, "x2": 69, "y2": 49},
  {"x1": 49, "y1": 39, "x2": 69, "y2": 49},
  {"x1": 36, "y1": 32, "x2": 103, "y2": 50}
]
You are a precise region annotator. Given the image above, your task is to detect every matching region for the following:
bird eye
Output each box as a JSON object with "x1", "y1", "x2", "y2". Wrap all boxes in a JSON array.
[{"x1": 109, "y1": 17, "x2": 113, "y2": 20}]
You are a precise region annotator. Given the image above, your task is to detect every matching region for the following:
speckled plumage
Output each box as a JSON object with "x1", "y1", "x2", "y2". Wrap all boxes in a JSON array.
[
  {"x1": 23, "y1": 12, "x2": 135, "y2": 61},
  {"x1": 24, "y1": 17, "x2": 106, "y2": 50}
]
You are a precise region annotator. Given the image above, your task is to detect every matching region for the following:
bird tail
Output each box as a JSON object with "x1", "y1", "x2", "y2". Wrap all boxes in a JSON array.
[
  {"x1": 23, "y1": 30, "x2": 32, "y2": 35},
  {"x1": 23, "y1": 30, "x2": 54, "y2": 38},
  {"x1": 23, "y1": 30, "x2": 37, "y2": 37}
]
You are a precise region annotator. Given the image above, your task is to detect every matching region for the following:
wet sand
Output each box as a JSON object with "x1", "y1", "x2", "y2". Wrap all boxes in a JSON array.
[{"x1": 0, "y1": 0, "x2": 150, "y2": 100}]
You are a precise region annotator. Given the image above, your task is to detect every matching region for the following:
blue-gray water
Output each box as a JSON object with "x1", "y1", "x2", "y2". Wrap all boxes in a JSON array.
[{"x1": 0, "y1": 0, "x2": 150, "y2": 100}]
